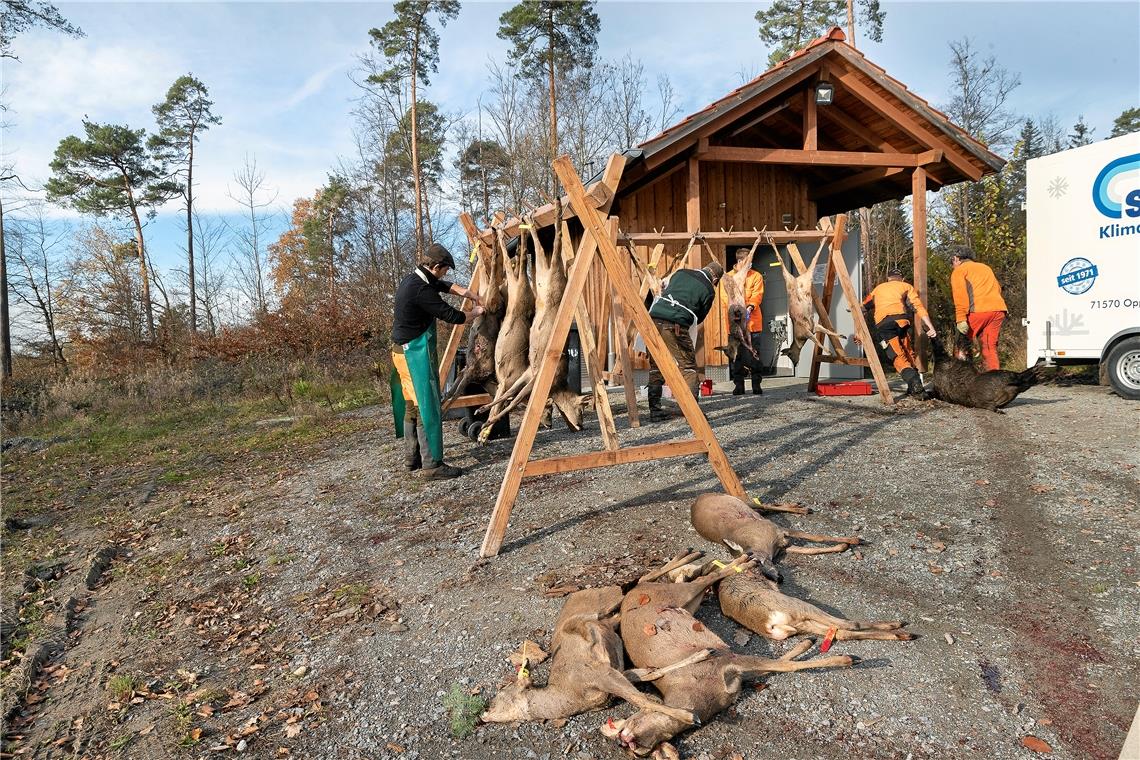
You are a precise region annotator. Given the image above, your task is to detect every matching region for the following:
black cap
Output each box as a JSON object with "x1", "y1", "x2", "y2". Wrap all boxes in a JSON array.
[
  {"x1": 887, "y1": 267, "x2": 903, "y2": 278},
  {"x1": 423, "y1": 243, "x2": 455, "y2": 268}
]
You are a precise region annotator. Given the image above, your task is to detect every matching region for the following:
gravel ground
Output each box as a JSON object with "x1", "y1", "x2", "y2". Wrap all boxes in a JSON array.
[{"x1": 5, "y1": 378, "x2": 1138, "y2": 760}]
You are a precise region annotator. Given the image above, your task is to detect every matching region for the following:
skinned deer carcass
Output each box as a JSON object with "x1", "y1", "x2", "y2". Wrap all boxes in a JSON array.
[
  {"x1": 479, "y1": 203, "x2": 591, "y2": 438},
  {"x1": 479, "y1": 226, "x2": 535, "y2": 418},
  {"x1": 440, "y1": 238, "x2": 507, "y2": 412},
  {"x1": 715, "y1": 249, "x2": 759, "y2": 366},
  {"x1": 691, "y1": 493, "x2": 860, "y2": 583},
  {"x1": 602, "y1": 557, "x2": 854, "y2": 756},
  {"x1": 929, "y1": 336, "x2": 1053, "y2": 413},
  {"x1": 718, "y1": 570, "x2": 912, "y2": 642},
  {"x1": 481, "y1": 586, "x2": 697, "y2": 725},
  {"x1": 773, "y1": 240, "x2": 844, "y2": 370}
]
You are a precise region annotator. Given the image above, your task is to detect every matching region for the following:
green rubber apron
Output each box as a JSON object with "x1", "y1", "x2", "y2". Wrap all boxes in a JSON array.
[{"x1": 389, "y1": 324, "x2": 444, "y2": 463}]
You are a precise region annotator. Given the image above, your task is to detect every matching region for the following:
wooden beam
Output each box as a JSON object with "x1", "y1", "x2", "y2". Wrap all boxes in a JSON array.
[
  {"x1": 697, "y1": 146, "x2": 941, "y2": 168},
  {"x1": 912, "y1": 166, "x2": 928, "y2": 371},
  {"x1": 817, "y1": 103, "x2": 900, "y2": 152},
  {"x1": 825, "y1": 216, "x2": 893, "y2": 404},
  {"x1": 810, "y1": 166, "x2": 907, "y2": 200},
  {"x1": 523, "y1": 439, "x2": 707, "y2": 478},
  {"x1": 686, "y1": 158, "x2": 701, "y2": 233},
  {"x1": 729, "y1": 100, "x2": 792, "y2": 137},
  {"x1": 438, "y1": 226, "x2": 484, "y2": 386},
  {"x1": 459, "y1": 212, "x2": 493, "y2": 275},
  {"x1": 554, "y1": 156, "x2": 746, "y2": 499},
  {"x1": 623, "y1": 231, "x2": 828, "y2": 245},
  {"x1": 807, "y1": 233, "x2": 839, "y2": 392},
  {"x1": 817, "y1": 356, "x2": 870, "y2": 366},
  {"x1": 446, "y1": 393, "x2": 493, "y2": 408},
  {"x1": 803, "y1": 88, "x2": 818, "y2": 150},
  {"x1": 833, "y1": 69, "x2": 983, "y2": 181}
]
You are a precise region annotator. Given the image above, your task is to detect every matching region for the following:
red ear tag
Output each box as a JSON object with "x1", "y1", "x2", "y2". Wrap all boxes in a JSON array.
[{"x1": 820, "y1": 627, "x2": 838, "y2": 653}]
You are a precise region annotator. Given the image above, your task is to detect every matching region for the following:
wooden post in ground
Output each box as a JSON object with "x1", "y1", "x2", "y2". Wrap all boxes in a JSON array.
[
  {"x1": 824, "y1": 216, "x2": 893, "y2": 404},
  {"x1": 912, "y1": 166, "x2": 928, "y2": 371},
  {"x1": 438, "y1": 212, "x2": 486, "y2": 386}
]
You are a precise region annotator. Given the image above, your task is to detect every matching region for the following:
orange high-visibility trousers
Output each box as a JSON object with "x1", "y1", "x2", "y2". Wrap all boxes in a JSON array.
[
  {"x1": 875, "y1": 318, "x2": 917, "y2": 374},
  {"x1": 968, "y1": 311, "x2": 1005, "y2": 371}
]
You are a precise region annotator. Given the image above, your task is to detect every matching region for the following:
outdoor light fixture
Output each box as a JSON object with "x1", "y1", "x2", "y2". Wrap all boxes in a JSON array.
[{"x1": 814, "y1": 81, "x2": 835, "y2": 105}]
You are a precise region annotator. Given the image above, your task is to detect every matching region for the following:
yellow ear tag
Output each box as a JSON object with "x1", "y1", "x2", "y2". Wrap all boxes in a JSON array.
[
  {"x1": 711, "y1": 559, "x2": 744, "y2": 573},
  {"x1": 469, "y1": 242, "x2": 480, "y2": 263},
  {"x1": 518, "y1": 223, "x2": 532, "y2": 230},
  {"x1": 769, "y1": 261, "x2": 782, "y2": 267}
]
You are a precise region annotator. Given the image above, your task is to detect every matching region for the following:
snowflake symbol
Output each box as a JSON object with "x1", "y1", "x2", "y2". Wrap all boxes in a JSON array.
[{"x1": 1047, "y1": 176, "x2": 1069, "y2": 199}]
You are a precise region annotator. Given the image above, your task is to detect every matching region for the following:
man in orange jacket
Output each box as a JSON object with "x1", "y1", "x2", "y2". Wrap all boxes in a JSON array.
[
  {"x1": 950, "y1": 246, "x2": 1008, "y2": 370},
  {"x1": 861, "y1": 268, "x2": 937, "y2": 398},
  {"x1": 720, "y1": 247, "x2": 766, "y2": 395}
]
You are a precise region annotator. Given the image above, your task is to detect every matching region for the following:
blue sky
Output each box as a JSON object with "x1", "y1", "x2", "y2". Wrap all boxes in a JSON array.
[{"x1": 3, "y1": 1, "x2": 1138, "y2": 273}]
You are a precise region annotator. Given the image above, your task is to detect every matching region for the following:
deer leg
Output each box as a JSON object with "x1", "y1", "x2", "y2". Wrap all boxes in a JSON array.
[
  {"x1": 693, "y1": 555, "x2": 756, "y2": 591},
  {"x1": 639, "y1": 551, "x2": 704, "y2": 583},
  {"x1": 778, "y1": 640, "x2": 814, "y2": 661},
  {"x1": 590, "y1": 666, "x2": 699, "y2": 725},
  {"x1": 784, "y1": 530, "x2": 861, "y2": 546},
  {"x1": 624, "y1": 649, "x2": 713, "y2": 683},
  {"x1": 730, "y1": 652, "x2": 854, "y2": 680},
  {"x1": 784, "y1": 544, "x2": 850, "y2": 555}
]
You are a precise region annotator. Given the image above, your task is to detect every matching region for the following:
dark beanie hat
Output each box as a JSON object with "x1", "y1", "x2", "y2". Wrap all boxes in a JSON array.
[
  {"x1": 887, "y1": 267, "x2": 903, "y2": 278},
  {"x1": 423, "y1": 242, "x2": 455, "y2": 268}
]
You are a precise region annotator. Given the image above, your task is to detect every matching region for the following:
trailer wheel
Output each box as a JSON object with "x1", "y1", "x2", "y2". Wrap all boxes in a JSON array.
[{"x1": 1105, "y1": 336, "x2": 1140, "y2": 400}]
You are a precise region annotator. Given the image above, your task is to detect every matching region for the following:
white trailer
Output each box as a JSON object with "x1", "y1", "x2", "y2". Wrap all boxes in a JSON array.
[{"x1": 1026, "y1": 132, "x2": 1140, "y2": 399}]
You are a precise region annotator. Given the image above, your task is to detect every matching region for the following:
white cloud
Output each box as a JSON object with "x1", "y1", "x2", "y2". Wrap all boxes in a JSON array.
[{"x1": 272, "y1": 62, "x2": 347, "y2": 113}]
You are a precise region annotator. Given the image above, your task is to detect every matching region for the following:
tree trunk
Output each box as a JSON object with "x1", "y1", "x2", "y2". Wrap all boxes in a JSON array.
[
  {"x1": 410, "y1": 28, "x2": 424, "y2": 255},
  {"x1": 124, "y1": 178, "x2": 157, "y2": 339},
  {"x1": 0, "y1": 195, "x2": 12, "y2": 378},
  {"x1": 187, "y1": 138, "x2": 197, "y2": 335},
  {"x1": 547, "y1": 10, "x2": 558, "y2": 189}
]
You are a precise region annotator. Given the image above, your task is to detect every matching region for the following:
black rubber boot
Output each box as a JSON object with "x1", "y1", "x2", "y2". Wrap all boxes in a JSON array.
[
  {"x1": 751, "y1": 374, "x2": 763, "y2": 395},
  {"x1": 732, "y1": 378, "x2": 745, "y2": 395},
  {"x1": 648, "y1": 383, "x2": 667, "y2": 420},
  {"x1": 403, "y1": 417, "x2": 422, "y2": 471},
  {"x1": 422, "y1": 462, "x2": 463, "y2": 480},
  {"x1": 901, "y1": 368, "x2": 927, "y2": 399}
]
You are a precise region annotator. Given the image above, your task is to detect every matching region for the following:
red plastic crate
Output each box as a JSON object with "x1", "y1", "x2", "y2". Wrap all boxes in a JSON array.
[{"x1": 815, "y1": 380, "x2": 874, "y2": 396}]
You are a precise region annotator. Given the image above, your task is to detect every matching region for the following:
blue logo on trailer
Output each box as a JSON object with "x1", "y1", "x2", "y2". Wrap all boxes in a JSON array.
[
  {"x1": 1057, "y1": 257, "x2": 1098, "y2": 295},
  {"x1": 1091, "y1": 153, "x2": 1140, "y2": 218}
]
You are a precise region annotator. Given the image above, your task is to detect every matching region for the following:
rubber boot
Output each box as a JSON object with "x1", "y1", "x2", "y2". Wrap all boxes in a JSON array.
[
  {"x1": 647, "y1": 383, "x2": 669, "y2": 422},
  {"x1": 751, "y1": 373, "x2": 763, "y2": 395},
  {"x1": 403, "y1": 415, "x2": 422, "y2": 471},
  {"x1": 901, "y1": 368, "x2": 927, "y2": 400},
  {"x1": 732, "y1": 376, "x2": 745, "y2": 395}
]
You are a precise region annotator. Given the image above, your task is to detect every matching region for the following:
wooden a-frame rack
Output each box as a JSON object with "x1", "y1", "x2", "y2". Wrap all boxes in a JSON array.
[{"x1": 477, "y1": 155, "x2": 747, "y2": 558}]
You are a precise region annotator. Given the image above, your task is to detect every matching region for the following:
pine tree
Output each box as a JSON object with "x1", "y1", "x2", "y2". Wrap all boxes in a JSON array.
[
  {"x1": 497, "y1": 0, "x2": 600, "y2": 178},
  {"x1": 368, "y1": 0, "x2": 460, "y2": 254},
  {"x1": 149, "y1": 75, "x2": 222, "y2": 335},
  {"x1": 1068, "y1": 115, "x2": 1094, "y2": 147},
  {"x1": 45, "y1": 121, "x2": 178, "y2": 339},
  {"x1": 1108, "y1": 106, "x2": 1139, "y2": 138},
  {"x1": 755, "y1": 0, "x2": 884, "y2": 66}
]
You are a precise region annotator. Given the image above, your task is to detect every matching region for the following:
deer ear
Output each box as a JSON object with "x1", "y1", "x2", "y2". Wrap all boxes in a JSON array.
[{"x1": 723, "y1": 539, "x2": 744, "y2": 555}]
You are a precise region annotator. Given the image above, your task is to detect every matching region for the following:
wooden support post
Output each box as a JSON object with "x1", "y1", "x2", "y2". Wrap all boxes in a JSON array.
[
  {"x1": 686, "y1": 157, "x2": 704, "y2": 369},
  {"x1": 610, "y1": 282, "x2": 640, "y2": 428},
  {"x1": 807, "y1": 238, "x2": 840, "y2": 392},
  {"x1": 912, "y1": 166, "x2": 928, "y2": 372},
  {"x1": 803, "y1": 88, "x2": 818, "y2": 150},
  {"x1": 826, "y1": 216, "x2": 893, "y2": 404}
]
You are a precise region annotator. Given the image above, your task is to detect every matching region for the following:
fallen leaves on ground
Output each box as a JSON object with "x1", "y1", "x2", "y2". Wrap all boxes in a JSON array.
[{"x1": 1021, "y1": 735, "x2": 1053, "y2": 753}]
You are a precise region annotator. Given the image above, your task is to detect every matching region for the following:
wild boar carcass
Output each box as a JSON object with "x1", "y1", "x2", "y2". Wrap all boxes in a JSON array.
[
  {"x1": 481, "y1": 586, "x2": 697, "y2": 725},
  {"x1": 602, "y1": 556, "x2": 854, "y2": 756},
  {"x1": 772, "y1": 239, "x2": 845, "y2": 370}
]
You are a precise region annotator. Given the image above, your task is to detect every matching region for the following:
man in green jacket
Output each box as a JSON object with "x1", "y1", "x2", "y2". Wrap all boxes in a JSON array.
[{"x1": 645, "y1": 260, "x2": 724, "y2": 421}]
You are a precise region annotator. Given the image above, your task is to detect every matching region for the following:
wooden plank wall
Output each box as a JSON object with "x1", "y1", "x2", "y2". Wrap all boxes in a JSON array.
[{"x1": 618, "y1": 162, "x2": 817, "y2": 365}]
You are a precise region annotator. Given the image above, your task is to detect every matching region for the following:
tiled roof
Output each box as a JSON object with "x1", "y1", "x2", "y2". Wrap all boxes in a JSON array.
[{"x1": 637, "y1": 26, "x2": 1001, "y2": 174}]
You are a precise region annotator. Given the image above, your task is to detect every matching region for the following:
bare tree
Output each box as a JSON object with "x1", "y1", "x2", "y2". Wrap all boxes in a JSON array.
[
  {"x1": 226, "y1": 156, "x2": 277, "y2": 317},
  {"x1": 190, "y1": 214, "x2": 230, "y2": 336},
  {"x1": 656, "y1": 73, "x2": 680, "y2": 134},
  {"x1": 5, "y1": 203, "x2": 68, "y2": 368}
]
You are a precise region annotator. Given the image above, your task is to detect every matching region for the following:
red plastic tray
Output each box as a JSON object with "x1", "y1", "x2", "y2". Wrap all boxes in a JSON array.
[{"x1": 815, "y1": 380, "x2": 874, "y2": 396}]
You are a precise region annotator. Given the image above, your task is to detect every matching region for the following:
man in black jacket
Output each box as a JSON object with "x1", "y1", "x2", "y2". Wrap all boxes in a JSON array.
[
  {"x1": 645, "y1": 260, "x2": 724, "y2": 421},
  {"x1": 391, "y1": 243, "x2": 484, "y2": 479}
]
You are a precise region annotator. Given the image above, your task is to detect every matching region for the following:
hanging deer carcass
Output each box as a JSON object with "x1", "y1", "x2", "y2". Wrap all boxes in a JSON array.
[
  {"x1": 440, "y1": 235, "x2": 507, "y2": 413},
  {"x1": 772, "y1": 238, "x2": 845, "y2": 370},
  {"x1": 478, "y1": 202, "x2": 591, "y2": 440},
  {"x1": 481, "y1": 586, "x2": 698, "y2": 725},
  {"x1": 477, "y1": 224, "x2": 535, "y2": 422}
]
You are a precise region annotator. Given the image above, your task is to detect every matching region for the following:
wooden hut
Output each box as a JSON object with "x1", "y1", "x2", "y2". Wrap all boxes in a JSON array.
[{"x1": 474, "y1": 27, "x2": 1004, "y2": 380}]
